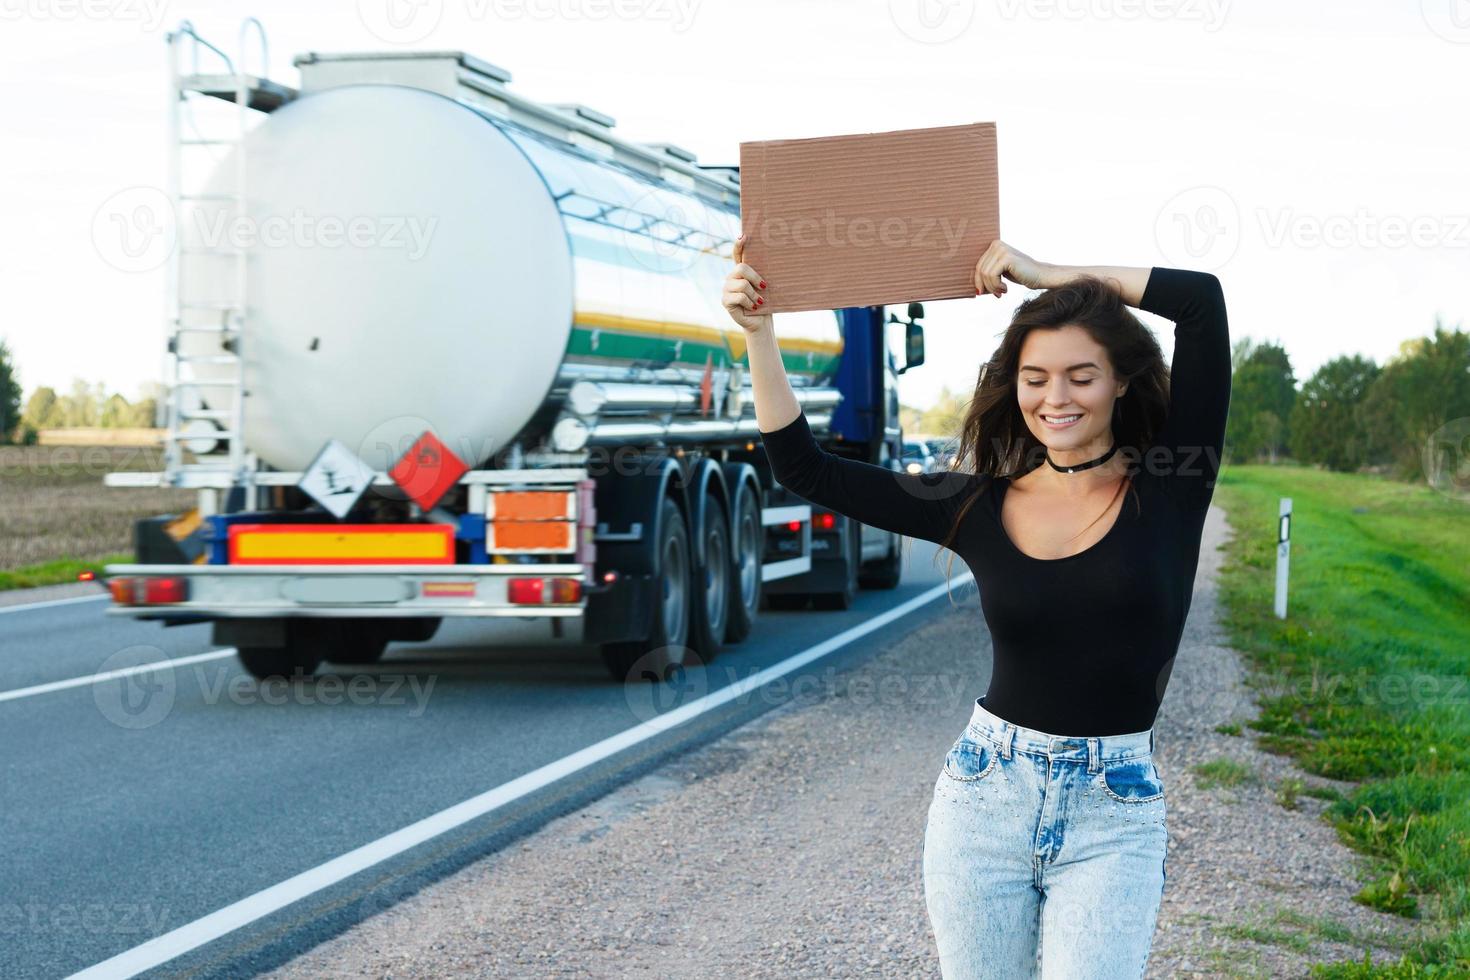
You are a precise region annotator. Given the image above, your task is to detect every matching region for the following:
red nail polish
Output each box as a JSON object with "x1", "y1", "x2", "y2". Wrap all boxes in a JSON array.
[
  {"x1": 756, "y1": 296, "x2": 764, "y2": 305},
  {"x1": 759, "y1": 280, "x2": 766, "y2": 289}
]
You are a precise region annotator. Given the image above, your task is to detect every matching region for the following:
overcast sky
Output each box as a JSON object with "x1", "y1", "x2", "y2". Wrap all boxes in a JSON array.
[{"x1": 3, "y1": 0, "x2": 1467, "y2": 411}]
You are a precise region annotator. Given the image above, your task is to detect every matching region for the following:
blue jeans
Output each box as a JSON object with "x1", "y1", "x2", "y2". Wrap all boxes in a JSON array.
[{"x1": 923, "y1": 696, "x2": 1169, "y2": 979}]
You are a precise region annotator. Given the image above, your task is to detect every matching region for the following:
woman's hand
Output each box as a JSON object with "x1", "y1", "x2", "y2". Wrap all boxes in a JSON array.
[
  {"x1": 973, "y1": 240, "x2": 1051, "y2": 298},
  {"x1": 723, "y1": 234, "x2": 773, "y2": 335}
]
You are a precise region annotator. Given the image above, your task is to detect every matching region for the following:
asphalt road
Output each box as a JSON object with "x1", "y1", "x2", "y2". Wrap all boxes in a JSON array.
[{"x1": 0, "y1": 542, "x2": 972, "y2": 979}]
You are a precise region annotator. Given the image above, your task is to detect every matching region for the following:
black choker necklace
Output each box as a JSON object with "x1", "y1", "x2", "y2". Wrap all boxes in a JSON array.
[{"x1": 1046, "y1": 443, "x2": 1118, "y2": 474}]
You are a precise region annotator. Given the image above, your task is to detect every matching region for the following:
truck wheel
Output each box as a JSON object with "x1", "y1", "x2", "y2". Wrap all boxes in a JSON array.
[
  {"x1": 600, "y1": 496, "x2": 693, "y2": 682},
  {"x1": 723, "y1": 487, "x2": 762, "y2": 644},
  {"x1": 384, "y1": 617, "x2": 442, "y2": 644},
  {"x1": 687, "y1": 494, "x2": 730, "y2": 662},
  {"x1": 859, "y1": 533, "x2": 903, "y2": 590},
  {"x1": 324, "y1": 619, "x2": 393, "y2": 665},
  {"x1": 812, "y1": 520, "x2": 859, "y2": 611},
  {"x1": 237, "y1": 626, "x2": 324, "y2": 680}
]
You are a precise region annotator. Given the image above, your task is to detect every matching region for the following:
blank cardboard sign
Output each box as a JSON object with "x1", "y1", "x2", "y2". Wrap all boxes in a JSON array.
[{"x1": 738, "y1": 122, "x2": 999, "y2": 315}]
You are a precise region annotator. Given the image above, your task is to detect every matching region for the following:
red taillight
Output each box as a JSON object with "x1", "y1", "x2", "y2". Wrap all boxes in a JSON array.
[
  {"x1": 145, "y1": 578, "x2": 188, "y2": 603},
  {"x1": 816, "y1": 513, "x2": 836, "y2": 530},
  {"x1": 507, "y1": 578, "x2": 544, "y2": 604},
  {"x1": 508, "y1": 577, "x2": 583, "y2": 604},
  {"x1": 786, "y1": 520, "x2": 802, "y2": 532},
  {"x1": 108, "y1": 577, "x2": 189, "y2": 605}
]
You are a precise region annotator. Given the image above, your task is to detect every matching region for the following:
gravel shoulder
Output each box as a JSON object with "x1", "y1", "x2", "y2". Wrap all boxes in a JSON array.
[{"x1": 264, "y1": 502, "x2": 1420, "y2": 979}]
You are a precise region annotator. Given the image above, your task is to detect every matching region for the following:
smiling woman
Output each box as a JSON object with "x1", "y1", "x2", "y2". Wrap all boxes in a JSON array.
[{"x1": 724, "y1": 237, "x2": 1231, "y2": 978}]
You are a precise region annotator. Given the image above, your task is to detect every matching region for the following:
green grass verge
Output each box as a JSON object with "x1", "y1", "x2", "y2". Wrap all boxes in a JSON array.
[
  {"x1": 1214, "y1": 465, "x2": 1470, "y2": 975},
  {"x1": 0, "y1": 553, "x2": 131, "y2": 592}
]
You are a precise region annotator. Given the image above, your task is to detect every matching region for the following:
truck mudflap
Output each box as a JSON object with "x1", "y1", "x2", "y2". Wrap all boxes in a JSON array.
[{"x1": 99, "y1": 563, "x2": 592, "y2": 618}]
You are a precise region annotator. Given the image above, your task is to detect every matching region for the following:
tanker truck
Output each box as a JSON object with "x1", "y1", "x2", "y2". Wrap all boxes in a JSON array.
[{"x1": 101, "y1": 21, "x2": 929, "y2": 682}]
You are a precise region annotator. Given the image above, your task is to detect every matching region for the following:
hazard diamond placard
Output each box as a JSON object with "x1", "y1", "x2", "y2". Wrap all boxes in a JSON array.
[
  {"x1": 298, "y1": 438, "x2": 376, "y2": 519},
  {"x1": 389, "y1": 430, "x2": 469, "y2": 512}
]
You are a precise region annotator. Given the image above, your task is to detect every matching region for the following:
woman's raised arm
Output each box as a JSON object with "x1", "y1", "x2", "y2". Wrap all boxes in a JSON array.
[{"x1": 722, "y1": 236, "x2": 982, "y2": 546}]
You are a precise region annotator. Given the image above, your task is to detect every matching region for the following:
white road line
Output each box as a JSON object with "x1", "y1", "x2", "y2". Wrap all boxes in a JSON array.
[
  {"x1": 0, "y1": 593, "x2": 109, "y2": 615},
  {"x1": 0, "y1": 649, "x2": 238, "y2": 705},
  {"x1": 67, "y1": 573, "x2": 975, "y2": 980}
]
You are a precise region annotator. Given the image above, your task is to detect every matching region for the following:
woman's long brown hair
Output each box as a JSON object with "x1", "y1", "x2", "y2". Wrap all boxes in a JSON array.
[{"x1": 928, "y1": 274, "x2": 1172, "y2": 594}]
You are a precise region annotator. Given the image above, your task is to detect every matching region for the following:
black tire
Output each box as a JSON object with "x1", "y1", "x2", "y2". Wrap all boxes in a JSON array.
[
  {"x1": 237, "y1": 622, "x2": 325, "y2": 680},
  {"x1": 383, "y1": 617, "x2": 442, "y2": 644},
  {"x1": 859, "y1": 532, "x2": 903, "y2": 590},
  {"x1": 687, "y1": 494, "x2": 730, "y2": 663},
  {"x1": 723, "y1": 486, "x2": 762, "y2": 644},
  {"x1": 323, "y1": 619, "x2": 393, "y2": 665},
  {"x1": 764, "y1": 593, "x2": 810, "y2": 611},
  {"x1": 600, "y1": 497, "x2": 694, "y2": 682},
  {"x1": 812, "y1": 519, "x2": 859, "y2": 611}
]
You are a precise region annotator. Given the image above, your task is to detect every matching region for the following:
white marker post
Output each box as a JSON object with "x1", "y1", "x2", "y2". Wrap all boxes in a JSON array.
[{"x1": 1275, "y1": 497, "x2": 1292, "y2": 619}]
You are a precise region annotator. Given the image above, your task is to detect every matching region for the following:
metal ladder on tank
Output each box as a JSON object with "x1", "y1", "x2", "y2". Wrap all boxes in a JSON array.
[{"x1": 160, "y1": 18, "x2": 280, "y2": 507}]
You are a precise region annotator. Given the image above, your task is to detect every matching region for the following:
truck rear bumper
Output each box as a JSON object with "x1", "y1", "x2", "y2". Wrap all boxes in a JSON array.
[{"x1": 100, "y1": 563, "x2": 588, "y2": 619}]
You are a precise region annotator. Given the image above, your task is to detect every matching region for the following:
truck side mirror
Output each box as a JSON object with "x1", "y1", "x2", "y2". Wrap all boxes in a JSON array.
[
  {"x1": 903, "y1": 321, "x2": 926, "y2": 372},
  {"x1": 907, "y1": 302, "x2": 925, "y2": 320}
]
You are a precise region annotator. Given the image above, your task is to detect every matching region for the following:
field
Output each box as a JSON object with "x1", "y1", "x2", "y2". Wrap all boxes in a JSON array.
[
  {"x1": 0, "y1": 444, "x2": 195, "y2": 587},
  {"x1": 1214, "y1": 465, "x2": 1470, "y2": 975}
]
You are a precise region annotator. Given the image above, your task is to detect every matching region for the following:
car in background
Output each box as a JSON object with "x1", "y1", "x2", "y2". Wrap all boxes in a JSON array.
[
  {"x1": 926, "y1": 436, "x2": 960, "y2": 470},
  {"x1": 901, "y1": 437, "x2": 937, "y2": 475}
]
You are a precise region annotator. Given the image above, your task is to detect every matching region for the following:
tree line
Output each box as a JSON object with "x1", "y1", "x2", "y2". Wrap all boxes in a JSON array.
[
  {"x1": 5, "y1": 317, "x2": 1468, "y2": 484},
  {"x1": 0, "y1": 342, "x2": 161, "y2": 445},
  {"x1": 903, "y1": 317, "x2": 1470, "y2": 484}
]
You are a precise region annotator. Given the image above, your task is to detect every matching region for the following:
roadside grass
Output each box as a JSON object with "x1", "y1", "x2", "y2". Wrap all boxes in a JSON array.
[
  {"x1": 1192, "y1": 756, "x2": 1260, "y2": 790},
  {"x1": 1214, "y1": 464, "x2": 1470, "y2": 975},
  {"x1": 0, "y1": 554, "x2": 129, "y2": 591},
  {"x1": 1212, "y1": 904, "x2": 1422, "y2": 969},
  {"x1": 0, "y1": 444, "x2": 191, "y2": 589}
]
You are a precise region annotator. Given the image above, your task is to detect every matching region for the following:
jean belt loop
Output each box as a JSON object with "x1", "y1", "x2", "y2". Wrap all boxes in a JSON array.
[
  {"x1": 1003, "y1": 725, "x2": 1014, "y2": 759},
  {"x1": 1087, "y1": 736, "x2": 1100, "y2": 774}
]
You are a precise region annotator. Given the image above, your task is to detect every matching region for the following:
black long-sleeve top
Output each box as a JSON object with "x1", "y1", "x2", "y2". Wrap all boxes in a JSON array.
[{"x1": 758, "y1": 268, "x2": 1231, "y2": 736}]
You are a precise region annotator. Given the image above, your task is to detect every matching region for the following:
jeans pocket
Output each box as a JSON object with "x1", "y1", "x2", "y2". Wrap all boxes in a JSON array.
[
  {"x1": 1098, "y1": 755, "x2": 1165, "y2": 803},
  {"x1": 942, "y1": 731, "x2": 1000, "y2": 782}
]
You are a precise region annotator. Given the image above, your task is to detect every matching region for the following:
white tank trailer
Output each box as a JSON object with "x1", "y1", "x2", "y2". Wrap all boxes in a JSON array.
[{"x1": 101, "y1": 24, "x2": 929, "y2": 681}]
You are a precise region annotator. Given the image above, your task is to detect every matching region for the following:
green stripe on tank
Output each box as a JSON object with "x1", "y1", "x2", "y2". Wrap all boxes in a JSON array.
[{"x1": 567, "y1": 324, "x2": 839, "y2": 376}]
